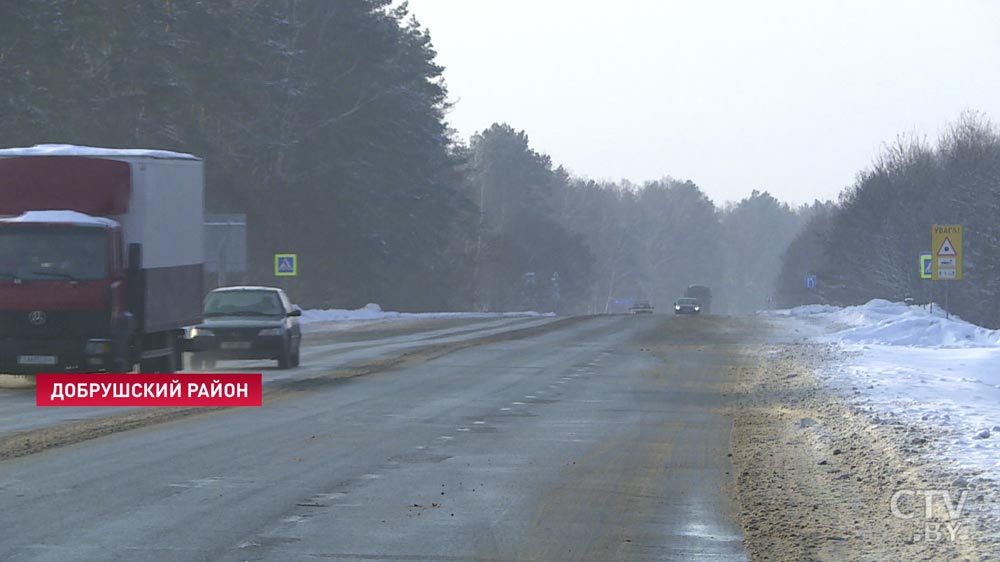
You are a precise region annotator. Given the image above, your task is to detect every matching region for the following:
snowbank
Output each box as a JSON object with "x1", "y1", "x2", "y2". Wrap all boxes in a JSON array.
[
  {"x1": 774, "y1": 299, "x2": 1000, "y2": 477},
  {"x1": 836, "y1": 345, "x2": 1000, "y2": 473},
  {"x1": 300, "y1": 303, "x2": 553, "y2": 324},
  {"x1": 774, "y1": 299, "x2": 1000, "y2": 348},
  {"x1": 765, "y1": 304, "x2": 840, "y2": 316}
]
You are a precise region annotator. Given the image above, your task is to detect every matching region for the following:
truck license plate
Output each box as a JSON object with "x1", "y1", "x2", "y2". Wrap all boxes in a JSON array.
[
  {"x1": 17, "y1": 355, "x2": 58, "y2": 365},
  {"x1": 220, "y1": 342, "x2": 251, "y2": 350}
]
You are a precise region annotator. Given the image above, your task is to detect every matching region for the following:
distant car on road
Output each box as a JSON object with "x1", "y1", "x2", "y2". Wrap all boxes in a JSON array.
[
  {"x1": 674, "y1": 297, "x2": 702, "y2": 315},
  {"x1": 187, "y1": 286, "x2": 302, "y2": 370},
  {"x1": 629, "y1": 300, "x2": 654, "y2": 314}
]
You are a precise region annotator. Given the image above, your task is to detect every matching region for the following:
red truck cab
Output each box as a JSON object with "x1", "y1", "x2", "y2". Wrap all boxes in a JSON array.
[{"x1": 0, "y1": 211, "x2": 131, "y2": 372}]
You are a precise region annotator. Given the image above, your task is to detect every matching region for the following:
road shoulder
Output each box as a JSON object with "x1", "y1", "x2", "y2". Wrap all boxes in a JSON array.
[{"x1": 729, "y1": 341, "x2": 994, "y2": 561}]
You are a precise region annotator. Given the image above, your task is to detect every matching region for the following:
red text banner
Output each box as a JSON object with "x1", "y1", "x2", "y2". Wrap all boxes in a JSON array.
[{"x1": 36, "y1": 374, "x2": 263, "y2": 407}]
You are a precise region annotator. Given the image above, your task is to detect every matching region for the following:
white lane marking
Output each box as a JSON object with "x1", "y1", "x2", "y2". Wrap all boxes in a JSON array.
[
  {"x1": 438, "y1": 436, "x2": 454, "y2": 440},
  {"x1": 167, "y1": 478, "x2": 221, "y2": 489},
  {"x1": 525, "y1": 395, "x2": 537, "y2": 399},
  {"x1": 473, "y1": 421, "x2": 486, "y2": 425},
  {"x1": 360, "y1": 474, "x2": 382, "y2": 480},
  {"x1": 415, "y1": 446, "x2": 426, "y2": 450},
  {"x1": 457, "y1": 427, "x2": 470, "y2": 432},
  {"x1": 512, "y1": 401, "x2": 526, "y2": 405},
  {"x1": 499, "y1": 407, "x2": 512, "y2": 411}
]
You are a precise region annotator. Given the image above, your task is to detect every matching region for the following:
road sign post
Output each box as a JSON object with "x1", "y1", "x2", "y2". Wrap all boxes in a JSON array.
[
  {"x1": 205, "y1": 214, "x2": 247, "y2": 289},
  {"x1": 931, "y1": 225, "x2": 963, "y2": 320}
]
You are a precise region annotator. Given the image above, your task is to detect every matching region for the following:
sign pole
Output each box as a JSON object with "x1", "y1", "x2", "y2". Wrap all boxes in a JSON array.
[
  {"x1": 274, "y1": 253, "x2": 299, "y2": 301},
  {"x1": 929, "y1": 283, "x2": 933, "y2": 315},
  {"x1": 945, "y1": 282, "x2": 950, "y2": 320},
  {"x1": 931, "y1": 225, "x2": 963, "y2": 318}
]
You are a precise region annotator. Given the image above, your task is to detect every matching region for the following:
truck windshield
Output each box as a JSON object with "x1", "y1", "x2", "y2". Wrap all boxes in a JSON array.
[
  {"x1": 204, "y1": 290, "x2": 285, "y2": 316},
  {"x1": 0, "y1": 226, "x2": 108, "y2": 281}
]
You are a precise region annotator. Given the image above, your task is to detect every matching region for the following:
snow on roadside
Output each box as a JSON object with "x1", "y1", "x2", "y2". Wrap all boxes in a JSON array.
[
  {"x1": 770, "y1": 299, "x2": 1000, "y2": 478},
  {"x1": 765, "y1": 303, "x2": 840, "y2": 316},
  {"x1": 300, "y1": 303, "x2": 554, "y2": 325}
]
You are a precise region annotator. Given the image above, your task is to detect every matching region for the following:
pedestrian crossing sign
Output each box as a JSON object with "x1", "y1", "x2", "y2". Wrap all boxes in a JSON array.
[
  {"x1": 274, "y1": 254, "x2": 298, "y2": 277},
  {"x1": 920, "y1": 253, "x2": 932, "y2": 279}
]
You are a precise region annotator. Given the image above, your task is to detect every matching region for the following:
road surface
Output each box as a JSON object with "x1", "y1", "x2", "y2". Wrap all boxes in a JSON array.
[
  {"x1": 0, "y1": 316, "x2": 555, "y2": 437},
  {"x1": 0, "y1": 314, "x2": 759, "y2": 561}
]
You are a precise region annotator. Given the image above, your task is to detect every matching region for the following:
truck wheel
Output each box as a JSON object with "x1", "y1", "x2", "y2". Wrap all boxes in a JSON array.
[
  {"x1": 110, "y1": 354, "x2": 131, "y2": 373},
  {"x1": 161, "y1": 352, "x2": 177, "y2": 374},
  {"x1": 140, "y1": 355, "x2": 174, "y2": 374},
  {"x1": 138, "y1": 333, "x2": 178, "y2": 373}
]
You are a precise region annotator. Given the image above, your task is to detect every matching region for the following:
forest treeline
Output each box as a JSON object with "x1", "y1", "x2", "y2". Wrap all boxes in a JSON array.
[
  {"x1": 466, "y1": 124, "x2": 822, "y2": 314},
  {"x1": 8, "y1": 1, "x2": 992, "y2": 320},
  {"x1": 777, "y1": 112, "x2": 1000, "y2": 328}
]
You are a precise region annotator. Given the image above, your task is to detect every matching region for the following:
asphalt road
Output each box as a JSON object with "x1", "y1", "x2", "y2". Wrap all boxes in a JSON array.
[
  {"x1": 0, "y1": 316, "x2": 555, "y2": 436},
  {"x1": 0, "y1": 314, "x2": 754, "y2": 562}
]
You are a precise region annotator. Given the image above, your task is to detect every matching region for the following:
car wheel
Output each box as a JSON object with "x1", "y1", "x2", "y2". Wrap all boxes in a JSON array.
[
  {"x1": 290, "y1": 342, "x2": 300, "y2": 368},
  {"x1": 277, "y1": 340, "x2": 292, "y2": 369},
  {"x1": 192, "y1": 357, "x2": 216, "y2": 371}
]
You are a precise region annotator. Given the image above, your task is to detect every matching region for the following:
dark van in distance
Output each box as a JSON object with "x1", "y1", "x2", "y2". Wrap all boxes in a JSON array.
[{"x1": 684, "y1": 285, "x2": 712, "y2": 314}]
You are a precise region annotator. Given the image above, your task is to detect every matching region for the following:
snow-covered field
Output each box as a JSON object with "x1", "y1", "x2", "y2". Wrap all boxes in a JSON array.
[
  {"x1": 771, "y1": 299, "x2": 1000, "y2": 477},
  {"x1": 300, "y1": 302, "x2": 553, "y2": 327}
]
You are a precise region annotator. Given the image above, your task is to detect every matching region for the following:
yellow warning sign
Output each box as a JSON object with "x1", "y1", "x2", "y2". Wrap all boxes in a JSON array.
[{"x1": 931, "y1": 225, "x2": 962, "y2": 281}]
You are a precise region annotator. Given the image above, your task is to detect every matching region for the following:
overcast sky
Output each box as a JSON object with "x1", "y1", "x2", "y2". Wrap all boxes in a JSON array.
[{"x1": 405, "y1": 0, "x2": 1000, "y2": 205}]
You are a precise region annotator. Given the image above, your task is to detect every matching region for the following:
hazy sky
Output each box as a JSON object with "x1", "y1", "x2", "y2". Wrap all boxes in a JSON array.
[{"x1": 405, "y1": 1, "x2": 1000, "y2": 205}]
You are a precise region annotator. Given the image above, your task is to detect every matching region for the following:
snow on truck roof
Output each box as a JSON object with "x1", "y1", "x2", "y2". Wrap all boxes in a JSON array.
[
  {"x1": 0, "y1": 144, "x2": 199, "y2": 160},
  {"x1": 0, "y1": 210, "x2": 120, "y2": 227}
]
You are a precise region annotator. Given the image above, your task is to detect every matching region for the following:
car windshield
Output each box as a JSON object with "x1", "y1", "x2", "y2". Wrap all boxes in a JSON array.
[
  {"x1": 678, "y1": 298, "x2": 698, "y2": 305},
  {"x1": 0, "y1": 226, "x2": 108, "y2": 281},
  {"x1": 204, "y1": 290, "x2": 284, "y2": 316}
]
